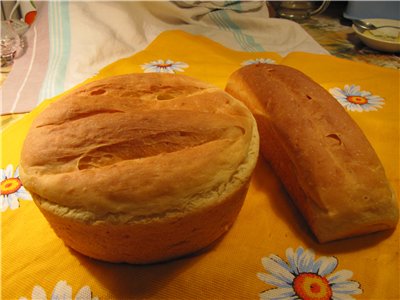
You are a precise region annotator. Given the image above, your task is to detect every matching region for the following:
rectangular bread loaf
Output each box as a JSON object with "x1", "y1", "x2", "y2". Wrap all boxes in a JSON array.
[{"x1": 226, "y1": 64, "x2": 399, "y2": 243}]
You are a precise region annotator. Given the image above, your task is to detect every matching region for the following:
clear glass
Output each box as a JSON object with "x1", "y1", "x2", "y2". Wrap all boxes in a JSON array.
[
  {"x1": 276, "y1": 1, "x2": 330, "y2": 20},
  {"x1": 1, "y1": 20, "x2": 21, "y2": 67}
]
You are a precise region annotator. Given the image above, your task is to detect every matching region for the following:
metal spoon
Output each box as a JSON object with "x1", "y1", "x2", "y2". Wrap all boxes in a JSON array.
[{"x1": 353, "y1": 19, "x2": 400, "y2": 31}]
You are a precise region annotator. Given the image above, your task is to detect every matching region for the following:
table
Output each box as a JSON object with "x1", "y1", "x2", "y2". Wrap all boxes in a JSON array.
[{"x1": 299, "y1": 1, "x2": 399, "y2": 69}]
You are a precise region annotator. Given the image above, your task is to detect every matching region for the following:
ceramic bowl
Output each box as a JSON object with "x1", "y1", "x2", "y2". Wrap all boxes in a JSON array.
[{"x1": 352, "y1": 18, "x2": 400, "y2": 53}]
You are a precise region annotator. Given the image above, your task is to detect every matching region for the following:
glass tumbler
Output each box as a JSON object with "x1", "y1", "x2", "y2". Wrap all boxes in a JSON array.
[{"x1": 1, "y1": 20, "x2": 21, "y2": 67}]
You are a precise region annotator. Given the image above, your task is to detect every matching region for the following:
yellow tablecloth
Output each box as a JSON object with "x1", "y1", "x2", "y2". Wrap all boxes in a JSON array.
[{"x1": 2, "y1": 30, "x2": 399, "y2": 300}]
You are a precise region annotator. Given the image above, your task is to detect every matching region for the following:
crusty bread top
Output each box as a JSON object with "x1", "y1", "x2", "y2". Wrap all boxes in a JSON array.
[
  {"x1": 20, "y1": 73, "x2": 258, "y2": 219},
  {"x1": 226, "y1": 64, "x2": 398, "y2": 229}
]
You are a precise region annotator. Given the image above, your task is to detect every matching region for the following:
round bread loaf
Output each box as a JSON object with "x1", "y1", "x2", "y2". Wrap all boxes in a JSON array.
[{"x1": 20, "y1": 73, "x2": 259, "y2": 264}]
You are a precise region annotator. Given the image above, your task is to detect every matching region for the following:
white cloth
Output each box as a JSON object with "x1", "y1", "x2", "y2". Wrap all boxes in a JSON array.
[{"x1": 1, "y1": 1, "x2": 328, "y2": 114}]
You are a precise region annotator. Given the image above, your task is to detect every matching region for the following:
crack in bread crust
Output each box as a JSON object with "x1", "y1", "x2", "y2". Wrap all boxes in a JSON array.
[{"x1": 20, "y1": 73, "x2": 259, "y2": 217}]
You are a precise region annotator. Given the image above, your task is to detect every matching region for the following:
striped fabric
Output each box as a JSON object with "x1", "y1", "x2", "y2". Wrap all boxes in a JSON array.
[
  {"x1": 208, "y1": 1, "x2": 264, "y2": 52},
  {"x1": 1, "y1": 1, "x2": 49, "y2": 115},
  {"x1": 1, "y1": 1, "x2": 328, "y2": 115},
  {"x1": 38, "y1": 2, "x2": 71, "y2": 103}
]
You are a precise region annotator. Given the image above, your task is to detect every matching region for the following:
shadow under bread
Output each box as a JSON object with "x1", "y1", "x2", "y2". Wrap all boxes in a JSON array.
[
  {"x1": 68, "y1": 244, "x2": 201, "y2": 298},
  {"x1": 66, "y1": 219, "x2": 232, "y2": 298}
]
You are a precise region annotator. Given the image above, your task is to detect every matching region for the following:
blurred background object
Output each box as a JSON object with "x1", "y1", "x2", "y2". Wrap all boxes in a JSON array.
[
  {"x1": 1, "y1": 1, "x2": 35, "y2": 37},
  {"x1": 1, "y1": 20, "x2": 20, "y2": 67},
  {"x1": 270, "y1": 1, "x2": 331, "y2": 20},
  {"x1": 1, "y1": 0, "x2": 36, "y2": 24},
  {"x1": 1, "y1": 1, "x2": 36, "y2": 69},
  {"x1": 343, "y1": 1, "x2": 400, "y2": 20}
]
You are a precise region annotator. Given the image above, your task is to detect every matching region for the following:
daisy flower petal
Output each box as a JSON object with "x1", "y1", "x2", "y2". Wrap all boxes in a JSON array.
[
  {"x1": 332, "y1": 281, "x2": 362, "y2": 294},
  {"x1": 259, "y1": 287, "x2": 296, "y2": 300},
  {"x1": 75, "y1": 286, "x2": 92, "y2": 300},
  {"x1": 0, "y1": 168, "x2": 6, "y2": 181},
  {"x1": 257, "y1": 273, "x2": 291, "y2": 288},
  {"x1": 292, "y1": 247, "x2": 306, "y2": 273},
  {"x1": 242, "y1": 58, "x2": 276, "y2": 66},
  {"x1": 367, "y1": 106, "x2": 379, "y2": 112},
  {"x1": 174, "y1": 62, "x2": 189, "y2": 67},
  {"x1": 329, "y1": 87, "x2": 346, "y2": 98},
  {"x1": 8, "y1": 194, "x2": 20, "y2": 210},
  {"x1": 14, "y1": 166, "x2": 20, "y2": 178},
  {"x1": 366, "y1": 94, "x2": 384, "y2": 101},
  {"x1": 347, "y1": 84, "x2": 361, "y2": 95},
  {"x1": 331, "y1": 293, "x2": 356, "y2": 300},
  {"x1": 5, "y1": 164, "x2": 14, "y2": 178},
  {"x1": 51, "y1": 280, "x2": 72, "y2": 299},
  {"x1": 354, "y1": 104, "x2": 363, "y2": 112},
  {"x1": 327, "y1": 269, "x2": 353, "y2": 283},
  {"x1": 16, "y1": 186, "x2": 33, "y2": 201},
  {"x1": 285, "y1": 248, "x2": 299, "y2": 274},
  {"x1": 141, "y1": 59, "x2": 188, "y2": 74},
  {"x1": 1, "y1": 195, "x2": 9, "y2": 212},
  {"x1": 316, "y1": 256, "x2": 338, "y2": 277},
  {"x1": 31, "y1": 285, "x2": 47, "y2": 299},
  {"x1": 316, "y1": 256, "x2": 338, "y2": 276},
  {"x1": 261, "y1": 257, "x2": 295, "y2": 284},
  {"x1": 21, "y1": 281, "x2": 99, "y2": 300},
  {"x1": 269, "y1": 254, "x2": 292, "y2": 272},
  {"x1": 297, "y1": 248, "x2": 315, "y2": 273}
]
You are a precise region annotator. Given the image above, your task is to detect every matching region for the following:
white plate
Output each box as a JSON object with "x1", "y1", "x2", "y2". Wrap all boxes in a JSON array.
[{"x1": 352, "y1": 18, "x2": 400, "y2": 53}]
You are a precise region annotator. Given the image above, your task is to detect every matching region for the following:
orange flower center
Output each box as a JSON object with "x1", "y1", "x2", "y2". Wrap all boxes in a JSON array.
[
  {"x1": 347, "y1": 95, "x2": 368, "y2": 105},
  {"x1": 293, "y1": 273, "x2": 332, "y2": 300},
  {"x1": 157, "y1": 63, "x2": 172, "y2": 68},
  {"x1": 1, "y1": 178, "x2": 22, "y2": 195}
]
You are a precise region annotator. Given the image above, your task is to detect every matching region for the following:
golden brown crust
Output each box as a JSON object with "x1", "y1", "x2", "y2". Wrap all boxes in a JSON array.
[
  {"x1": 32, "y1": 181, "x2": 250, "y2": 264},
  {"x1": 21, "y1": 73, "x2": 256, "y2": 216},
  {"x1": 20, "y1": 73, "x2": 259, "y2": 263},
  {"x1": 226, "y1": 64, "x2": 398, "y2": 242}
]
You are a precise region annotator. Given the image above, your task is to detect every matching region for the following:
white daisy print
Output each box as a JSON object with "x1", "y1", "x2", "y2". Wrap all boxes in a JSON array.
[
  {"x1": 141, "y1": 59, "x2": 189, "y2": 73},
  {"x1": 19, "y1": 280, "x2": 99, "y2": 300},
  {"x1": 257, "y1": 246, "x2": 362, "y2": 300},
  {"x1": 329, "y1": 84, "x2": 384, "y2": 112},
  {"x1": 241, "y1": 58, "x2": 276, "y2": 66},
  {"x1": 1, "y1": 164, "x2": 32, "y2": 212}
]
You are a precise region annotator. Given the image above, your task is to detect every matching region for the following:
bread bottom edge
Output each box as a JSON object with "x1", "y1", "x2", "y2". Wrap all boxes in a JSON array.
[{"x1": 32, "y1": 180, "x2": 251, "y2": 264}]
